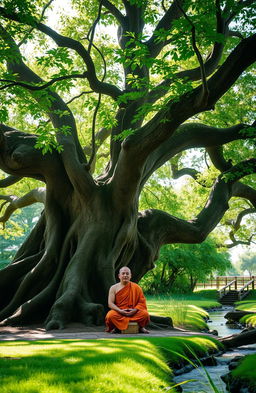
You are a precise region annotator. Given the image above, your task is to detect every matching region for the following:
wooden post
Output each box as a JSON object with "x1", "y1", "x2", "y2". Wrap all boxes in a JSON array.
[{"x1": 235, "y1": 277, "x2": 237, "y2": 290}]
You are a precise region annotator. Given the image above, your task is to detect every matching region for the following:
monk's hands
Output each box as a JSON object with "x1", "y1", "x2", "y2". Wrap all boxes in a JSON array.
[{"x1": 120, "y1": 308, "x2": 138, "y2": 317}]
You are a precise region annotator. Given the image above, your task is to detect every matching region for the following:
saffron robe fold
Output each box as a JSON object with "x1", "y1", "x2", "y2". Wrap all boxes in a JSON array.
[{"x1": 105, "y1": 282, "x2": 150, "y2": 331}]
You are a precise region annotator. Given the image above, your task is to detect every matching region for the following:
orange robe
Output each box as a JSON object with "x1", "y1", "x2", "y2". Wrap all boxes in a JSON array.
[{"x1": 105, "y1": 282, "x2": 150, "y2": 331}]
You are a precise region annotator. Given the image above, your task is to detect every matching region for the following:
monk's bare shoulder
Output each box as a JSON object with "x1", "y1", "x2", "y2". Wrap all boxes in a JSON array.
[{"x1": 109, "y1": 283, "x2": 121, "y2": 294}]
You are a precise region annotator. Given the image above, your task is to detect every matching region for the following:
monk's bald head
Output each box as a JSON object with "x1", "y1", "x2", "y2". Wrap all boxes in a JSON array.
[
  {"x1": 119, "y1": 266, "x2": 131, "y2": 274},
  {"x1": 118, "y1": 266, "x2": 132, "y2": 284}
]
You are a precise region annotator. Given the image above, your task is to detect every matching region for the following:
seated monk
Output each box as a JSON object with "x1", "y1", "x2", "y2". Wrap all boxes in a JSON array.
[{"x1": 105, "y1": 266, "x2": 150, "y2": 333}]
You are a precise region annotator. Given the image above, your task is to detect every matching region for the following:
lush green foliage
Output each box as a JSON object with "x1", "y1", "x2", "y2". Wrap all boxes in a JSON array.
[
  {"x1": 140, "y1": 241, "x2": 231, "y2": 294},
  {"x1": 0, "y1": 336, "x2": 221, "y2": 393}
]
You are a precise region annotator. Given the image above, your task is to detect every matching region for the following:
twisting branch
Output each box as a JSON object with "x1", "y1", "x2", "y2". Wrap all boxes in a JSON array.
[
  {"x1": 101, "y1": 0, "x2": 125, "y2": 26},
  {"x1": 176, "y1": 2, "x2": 209, "y2": 106},
  {"x1": 0, "y1": 73, "x2": 87, "y2": 92},
  {"x1": 87, "y1": 41, "x2": 107, "y2": 83},
  {"x1": 87, "y1": 1, "x2": 103, "y2": 54},
  {"x1": 161, "y1": 0, "x2": 167, "y2": 13},
  {"x1": 227, "y1": 208, "x2": 256, "y2": 231},
  {"x1": 18, "y1": 0, "x2": 55, "y2": 47},
  {"x1": 0, "y1": 7, "x2": 122, "y2": 100},
  {"x1": 0, "y1": 188, "x2": 46, "y2": 227},
  {"x1": 207, "y1": 145, "x2": 233, "y2": 172},
  {"x1": 88, "y1": 93, "x2": 102, "y2": 168},
  {"x1": 225, "y1": 0, "x2": 256, "y2": 25},
  {"x1": 224, "y1": 207, "x2": 256, "y2": 248},
  {"x1": 146, "y1": 0, "x2": 186, "y2": 58},
  {"x1": 171, "y1": 161, "x2": 208, "y2": 186},
  {"x1": 0, "y1": 175, "x2": 23, "y2": 188},
  {"x1": 226, "y1": 233, "x2": 256, "y2": 248},
  {"x1": 146, "y1": 0, "x2": 226, "y2": 105},
  {"x1": 66, "y1": 90, "x2": 94, "y2": 105}
]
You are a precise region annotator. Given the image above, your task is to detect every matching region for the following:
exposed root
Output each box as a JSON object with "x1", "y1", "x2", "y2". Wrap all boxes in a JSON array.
[
  {"x1": 45, "y1": 319, "x2": 66, "y2": 330},
  {"x1": 78, "y1": 297, "x2": 105, "y2": 326}
]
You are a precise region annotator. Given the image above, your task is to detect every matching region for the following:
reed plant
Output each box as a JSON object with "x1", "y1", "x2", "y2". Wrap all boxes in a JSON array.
[{"x1": 146, "y1": 293, "x2": 217, "y2": 331}]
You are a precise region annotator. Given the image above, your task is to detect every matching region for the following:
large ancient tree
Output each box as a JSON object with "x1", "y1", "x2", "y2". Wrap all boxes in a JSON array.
[{"x1": 0, "y1": 0, "x2": 255, "y2": 329}]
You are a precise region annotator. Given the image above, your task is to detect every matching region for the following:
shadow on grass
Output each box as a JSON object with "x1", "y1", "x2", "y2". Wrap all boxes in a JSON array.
[{"x1": 0, "y1": 336, "x2": 221, "y2": 393}]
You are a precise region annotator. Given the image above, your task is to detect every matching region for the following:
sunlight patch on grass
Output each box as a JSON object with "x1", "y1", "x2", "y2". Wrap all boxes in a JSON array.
[
  {"x1": 0, "y1": 339, "x2": 171, "y2": 393},
  {"x1": 0, "y1": 337, "x2": 222, "y2": 393},
  {"x1": 236, "y1": 300, "x2": 256, "y2": 312}
]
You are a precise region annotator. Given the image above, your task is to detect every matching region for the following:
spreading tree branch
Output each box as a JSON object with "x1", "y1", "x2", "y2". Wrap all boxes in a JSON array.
[
  {"x1": 226, "y1": 233, "x2": 255, "y2": 248},
  {"x1": 0, "y1": 25, "x2": 98, "y2": 197},
  {"x1": 0, "y1": 188, "x2": 45, "y2": 227},
  {"x1": 0, "y1": 73, "x2": 87, "y2": 92},
  {"x1": 145, "y1": 0, "x2": 186, "y2": 58},
  {"x1": 224, "y1": 207, "x2": 256, "y2": 248},
  {"x1": 18, "y1": 0, "x2": 54, "y2": 47},
  {"x1": 118, "y1": 33, "x2": 256, "y2": 181},
  {"x1": 0, "y1": 175, "x2": 23, "y2": 187},
  {"x1": 171, "y1": 162, "x2": 208, "y2": 187},
  {"x1": 101, "y1": 0, "x2": 125, "y2": 26},
  {"x1": 138, "y1": 160, "x2": 256, "y2": 248},
  {"x1": 146, "y1": 0, "x2": 225, "y2": 104},
  {"x1": 0, "y1": 7, "x2": 122, "y2": 100},
  {"x1": 176, "y1": 2, "x2": 209, "y2": 107}
]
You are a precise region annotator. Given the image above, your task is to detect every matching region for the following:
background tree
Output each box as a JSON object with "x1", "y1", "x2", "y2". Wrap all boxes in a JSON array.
[
  {"x1": 140, "y1": 239, "x2": 231, "y2": 294},
  {"x1": 240, "y1": 252, "x2": 256, "y2": 277},
  {"x1": 0, "y1": 0, "x2": 255, "y2": 329}
]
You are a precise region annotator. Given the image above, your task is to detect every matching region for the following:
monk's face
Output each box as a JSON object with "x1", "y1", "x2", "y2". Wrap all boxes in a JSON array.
[{"x1": 118, "y1": 267, "x2": 131, "y2": 284}]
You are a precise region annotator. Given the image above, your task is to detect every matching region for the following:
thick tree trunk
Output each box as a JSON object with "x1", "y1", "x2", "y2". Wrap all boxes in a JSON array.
[{"x1": 0, "y1": 186, "x2": 143, "y2": 329}]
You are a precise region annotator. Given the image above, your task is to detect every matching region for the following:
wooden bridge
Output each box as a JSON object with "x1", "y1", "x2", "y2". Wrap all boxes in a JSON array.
[{"x1": 195, "y1": 276, "x2": 255, "y2": 305}]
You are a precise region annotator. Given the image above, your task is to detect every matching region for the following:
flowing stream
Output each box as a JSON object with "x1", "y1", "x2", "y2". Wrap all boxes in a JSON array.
[{"x1": 173, "y1": 307, "x2": 256, "y2": 393}]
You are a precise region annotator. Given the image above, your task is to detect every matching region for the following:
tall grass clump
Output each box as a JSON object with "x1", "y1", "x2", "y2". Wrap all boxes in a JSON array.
[{"x1": 147, "y1": 295, "x2": 211, "y2": 331}]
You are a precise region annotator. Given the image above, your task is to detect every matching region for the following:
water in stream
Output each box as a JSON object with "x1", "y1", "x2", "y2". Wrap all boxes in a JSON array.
[
  {"x1": 173, "y1": 307, "x2": 256, "y2": 393},
  {"x1": 207, "y1": 306, "x2": 240, "y2": 337}
]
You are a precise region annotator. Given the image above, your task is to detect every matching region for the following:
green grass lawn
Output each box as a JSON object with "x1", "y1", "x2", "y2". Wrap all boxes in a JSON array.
[
  {"x1": 0, "y1": 336, "x2": 221, "y2": 393},
  {"x1": 147, "y1": 290, "x2": 221, "y2": 331}
]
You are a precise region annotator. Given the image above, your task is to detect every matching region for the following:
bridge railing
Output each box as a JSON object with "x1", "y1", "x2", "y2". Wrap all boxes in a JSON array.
[
  {"x1": 219, "y1": 279, "x2": 237, "y2": 298},
  {"x1": 195, "y1": 276, "x2": 255, "y2": 290},
  {"x1": 238, "y1": 278, "x2": 255, "y2": 300}
]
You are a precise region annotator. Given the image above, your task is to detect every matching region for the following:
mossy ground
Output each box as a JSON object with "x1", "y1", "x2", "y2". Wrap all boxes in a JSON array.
[{"x1": 232, "y1": 354, "x2": 256, "y2": 384}]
